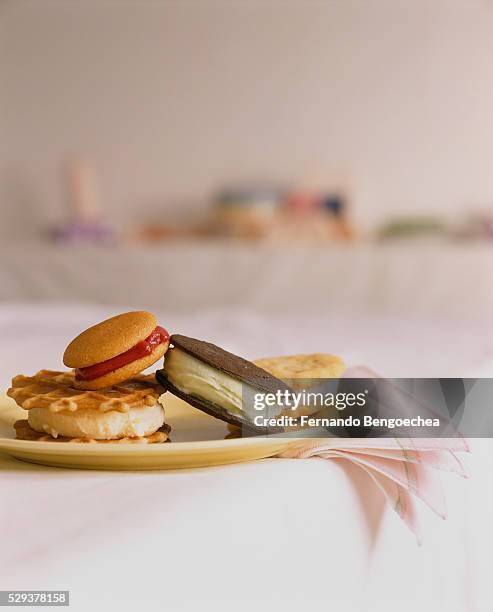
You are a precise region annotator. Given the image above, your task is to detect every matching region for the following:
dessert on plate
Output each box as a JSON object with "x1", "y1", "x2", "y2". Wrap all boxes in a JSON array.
[
  {"x1": 156, "y1": 334, "x2": 290, "y2": 432},
  {"x1": 8, "y1": 370, "x2": 169, "y2": 443},
  {"x1": 253, "y1": 353, "x2": 345, "y2": 390},
  {"x1": 5, "y1": 309, "x2": 347, "y2": 442},
  {"x1": 7, "y1": 311, "x2": 171, "y2": 443},
  {"x1": 64, "y1": 311, "x2": 169, "y2": 390}
]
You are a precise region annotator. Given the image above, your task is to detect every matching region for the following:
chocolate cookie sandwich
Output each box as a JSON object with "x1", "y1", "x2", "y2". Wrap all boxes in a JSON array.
[
  {"x1": 156, "y1": 335, "x2": 291, "y2": 432},
  {"x1": 7, "y1": 370, "x2": 170, "y2": 443},
  {"x1": 64, "y1": 311, "x2": 170, "y2": 390}
]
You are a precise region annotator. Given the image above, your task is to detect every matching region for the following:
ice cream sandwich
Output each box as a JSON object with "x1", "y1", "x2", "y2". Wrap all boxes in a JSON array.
[
  {"x1": 8, "y1": 369, "x2": 169, "y2": 443},
  {"x1": 156, "y1": 335, "x2": 291, "y2": 432},
  {"x1": 63, "y1": 311, "x2": 170, "y2": 390}
]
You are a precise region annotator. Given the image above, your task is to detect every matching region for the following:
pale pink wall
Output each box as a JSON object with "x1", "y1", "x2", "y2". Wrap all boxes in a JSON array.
[{"x1": 2, "y1": 0, "x2": 493, "y2": 238}]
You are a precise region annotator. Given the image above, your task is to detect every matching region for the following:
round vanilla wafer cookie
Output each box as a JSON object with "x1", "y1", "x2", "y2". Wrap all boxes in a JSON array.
[
  {"x1": 63, "y1": 311, "x2": 170, "y2": 390},
  {"x1": 63, "y1": 311, "x2": 158, "y2": 368}
]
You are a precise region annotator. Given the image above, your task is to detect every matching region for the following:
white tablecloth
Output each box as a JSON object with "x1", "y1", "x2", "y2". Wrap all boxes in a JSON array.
[{"x1": 1, "y1": 303, "x2": 491, "y2": 612}]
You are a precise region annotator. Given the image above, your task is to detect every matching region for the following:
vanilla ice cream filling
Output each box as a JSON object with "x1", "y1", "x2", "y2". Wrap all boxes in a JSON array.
[
  {"x1": 163, "y1": 347, "x2": 259, "y2": 416},
  {"x1": 28, "y1": 403, "x2": 164, "y2": 440}
]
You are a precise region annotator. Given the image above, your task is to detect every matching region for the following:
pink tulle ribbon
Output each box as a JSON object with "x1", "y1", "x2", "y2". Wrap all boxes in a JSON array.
[{"x1": 275, "y1": 367, "x2": 470, "y2": 541}]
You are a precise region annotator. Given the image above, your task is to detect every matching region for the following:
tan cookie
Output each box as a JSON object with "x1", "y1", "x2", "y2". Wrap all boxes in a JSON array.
[
  {"x1": 254, "y1": 353, "x2": 345, "y2": 419},
  {"x1": 64, "y1": 311, "x2": 158, "y2": 367},
  {"x1": 254, "y1": 353, "x2": 345, "y2": 389},
  {"x1": 7, "y1": 370, "x2": 164, "y2": 413},
  {"x1": 14, "y1": 420, "x2": 170, "y2": 444},
  {"x1": 63, "y1": 311, "x2": 170, "y2": 389}
]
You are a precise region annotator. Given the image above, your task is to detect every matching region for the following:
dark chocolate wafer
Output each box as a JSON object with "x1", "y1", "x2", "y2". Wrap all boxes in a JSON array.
[{"x1": 169, "y1": 335, "x2": 291, "y2": 394}]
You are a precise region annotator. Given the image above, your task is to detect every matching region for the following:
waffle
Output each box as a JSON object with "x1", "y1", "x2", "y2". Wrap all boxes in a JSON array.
[
  {"x1": 7, "y1": 370, "x2": 164, "y2": 414},
  {"x1": 14, "y1": 419, "x2": 170, "y2": 444}
]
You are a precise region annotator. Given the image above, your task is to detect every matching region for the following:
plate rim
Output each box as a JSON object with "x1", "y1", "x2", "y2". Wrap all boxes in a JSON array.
[{"x1": 0, "y1": 434, "x2": 296, "y2": 455}]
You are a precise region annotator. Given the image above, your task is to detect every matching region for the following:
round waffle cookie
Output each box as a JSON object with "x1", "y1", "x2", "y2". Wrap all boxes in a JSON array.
[
  {"x1": 14, "y1": 419, "x2": 170, "y2": 444},
  {"x1": 7, "y1": 370, "x2": 164, "y2": 414}
]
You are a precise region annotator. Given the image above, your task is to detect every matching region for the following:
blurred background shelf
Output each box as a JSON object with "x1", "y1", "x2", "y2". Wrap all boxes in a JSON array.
[
  {"x1": 3, "y1": 242, "x2": 492, "y2": 318},
  {"x1": 3, "y1": 0, "x2": 493, "y2": 324}
]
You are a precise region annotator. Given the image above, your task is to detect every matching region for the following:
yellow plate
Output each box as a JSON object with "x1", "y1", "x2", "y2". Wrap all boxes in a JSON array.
[{"x1": 0, "y1": 394, "x2": 294, "y2": 470}]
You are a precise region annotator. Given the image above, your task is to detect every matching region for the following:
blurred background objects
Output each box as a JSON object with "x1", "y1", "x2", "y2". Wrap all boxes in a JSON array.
[{"x1": 1, "y1": 0, "x2": 493, "y2": 319}]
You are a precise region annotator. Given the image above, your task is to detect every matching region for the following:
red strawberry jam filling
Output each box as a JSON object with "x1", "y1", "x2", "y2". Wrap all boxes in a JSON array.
[{"x1": 75, "y1": 326, "x2": 169, "y2": 381}]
